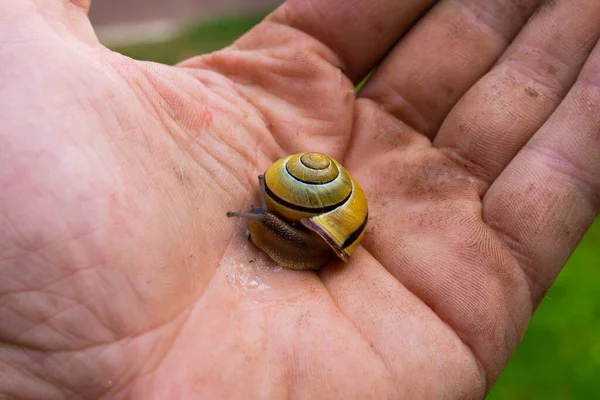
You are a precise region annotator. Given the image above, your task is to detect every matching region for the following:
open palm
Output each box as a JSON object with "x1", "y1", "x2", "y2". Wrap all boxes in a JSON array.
[{"x1": 2, "y1": 0, "x2": 599, "y2": 398}]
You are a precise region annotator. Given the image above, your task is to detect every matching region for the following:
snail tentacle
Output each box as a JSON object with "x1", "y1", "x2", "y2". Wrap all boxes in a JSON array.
[{"x1": 226, "y1": 210, "x2": 264, "y2": 220}]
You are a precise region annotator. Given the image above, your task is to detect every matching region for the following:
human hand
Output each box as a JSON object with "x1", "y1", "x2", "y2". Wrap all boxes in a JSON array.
[{"x1": 1, "y1": 0, "x2": 599, "y2": 398}]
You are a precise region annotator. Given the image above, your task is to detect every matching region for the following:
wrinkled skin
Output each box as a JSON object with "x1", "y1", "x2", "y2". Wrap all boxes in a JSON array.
[{"x1": 1, "y1": 0, "x2": 600, "y2": 398}]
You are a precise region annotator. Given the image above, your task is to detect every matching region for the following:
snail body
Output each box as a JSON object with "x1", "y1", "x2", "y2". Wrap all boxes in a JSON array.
[{"x1": 226, "y1": 152, "x2": 368, "y2": 270}]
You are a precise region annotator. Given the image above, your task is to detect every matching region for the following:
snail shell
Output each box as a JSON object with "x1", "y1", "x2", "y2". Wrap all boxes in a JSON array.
[{"x1": 227, "y1": 152, "x2": 368, "y2": 270}]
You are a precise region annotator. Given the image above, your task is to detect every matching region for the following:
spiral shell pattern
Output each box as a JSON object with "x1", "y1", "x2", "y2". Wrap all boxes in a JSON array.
[{"x1": 263, "y1": 152, "x2": 368, "y2": 261}]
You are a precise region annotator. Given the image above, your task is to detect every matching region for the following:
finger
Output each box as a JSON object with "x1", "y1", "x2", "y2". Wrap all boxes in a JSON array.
[
  {"x1": 69, "y1": 0, "x2": 91, "y2": 14},
  {"x1": 359, "y1": 0, "x2": 541, "y2": 136},
  {"x1": 483, "y1": 37, "x2": 600, "y2": 306},
  {"x1": 435, "y1": 0, "x2": 600, "y2": 184},
  {"x1": 268, "y1": 0, "x2": 438, "y2": 82},
  {"x1": 34, "y1": 0, "x2": 92, "y2": 15},
  {"x1": 345, "y1": 100, "x2": 531, "y2": 386},
  {"x1": 5, "y1": 0, "x2": 98, "y2": 45}
]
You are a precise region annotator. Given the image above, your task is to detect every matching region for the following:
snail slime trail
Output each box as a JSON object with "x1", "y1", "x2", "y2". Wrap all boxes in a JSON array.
[{"x1": 227, "y1": 152, "x2": 368, "y2": 270}]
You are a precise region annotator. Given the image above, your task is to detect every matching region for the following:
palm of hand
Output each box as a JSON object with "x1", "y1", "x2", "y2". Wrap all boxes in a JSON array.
[{"x1": 2, "y1": 1, "x2": 600, "y2": 399}]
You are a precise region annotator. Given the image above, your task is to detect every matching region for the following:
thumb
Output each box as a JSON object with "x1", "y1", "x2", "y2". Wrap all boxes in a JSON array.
[
  {"x1": 4, "y1": 0, "x2": 98, "y2": 45},
  {"x1": 68, "y1": 0, "x2": 91, "y2": 13}
]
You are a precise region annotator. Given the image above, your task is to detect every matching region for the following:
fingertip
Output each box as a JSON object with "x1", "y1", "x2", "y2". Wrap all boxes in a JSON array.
[
  {"x1": 68, "y1": 0, "x2": 92, "y2": 14},
  {"x1": 30, "y1": 0, "x2": 99, "y2": 45}
]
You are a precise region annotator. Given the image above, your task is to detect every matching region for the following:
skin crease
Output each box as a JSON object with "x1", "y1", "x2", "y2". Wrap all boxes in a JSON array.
[{"x1": 0, "y1": 0, "x2": 600, "y2": 399}]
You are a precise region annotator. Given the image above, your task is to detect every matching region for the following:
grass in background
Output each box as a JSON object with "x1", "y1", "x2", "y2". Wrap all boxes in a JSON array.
[
  {"x1": 488, "y1": 218, "x2": 600, "y2": 399},
  {"x1": 107, "y1": 13, "x2": 600, "y2": 399},
  {"x1": 111, "y1": 11, "x2": 270, "y2": 65}
]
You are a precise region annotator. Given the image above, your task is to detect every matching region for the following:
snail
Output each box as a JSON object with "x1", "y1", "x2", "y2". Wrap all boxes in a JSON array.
[{"x1": 226, "y1": 152, "x2": 368, "y2": 270}]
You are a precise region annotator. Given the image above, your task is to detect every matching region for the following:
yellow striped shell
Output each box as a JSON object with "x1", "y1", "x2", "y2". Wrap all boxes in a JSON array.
[
  {"x1": 227, "y1": 152, "x2": 368, "y2": 269},
  {"x1": 263, "y1": 152, "x2": 368, "y2": 262}
]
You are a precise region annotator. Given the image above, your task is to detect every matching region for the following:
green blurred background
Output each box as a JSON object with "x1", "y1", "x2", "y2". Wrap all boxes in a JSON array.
[{"x1": 107, "y1": 11, "x2": 600, "y2": 399}]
